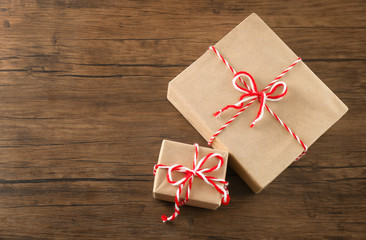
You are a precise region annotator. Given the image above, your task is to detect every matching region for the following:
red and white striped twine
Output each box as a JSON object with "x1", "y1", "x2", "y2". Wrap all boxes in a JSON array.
[
  {"x1": 153, "y1": 143, "x2": 230, "y2": 222},
  {"x1": 208, "y1": 46, "x2": 308, "y2": 160}
]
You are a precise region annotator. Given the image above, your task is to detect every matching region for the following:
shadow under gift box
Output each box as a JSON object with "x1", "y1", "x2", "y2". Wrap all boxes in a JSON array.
[
  {"x1": 167, "y1": 13, "x2": 348, "y2": 193},
  {"x1": 153, "y1": 140, "x2": 229, "y2": 210}
]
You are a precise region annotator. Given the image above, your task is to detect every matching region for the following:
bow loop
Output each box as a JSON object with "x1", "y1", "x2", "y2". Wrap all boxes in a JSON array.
[
  {"x1": 265, "y1": 81, "x2": 287, "y2": 101},
  {"x1": 232, "y1": 71, "x2": 258, "y2": 93},
  {"x1": 165, "y1": 164, "x2": 189, "y2": 186},
  {"x1": 194, "y1": 152, "x2": 224, "y2": 174}
]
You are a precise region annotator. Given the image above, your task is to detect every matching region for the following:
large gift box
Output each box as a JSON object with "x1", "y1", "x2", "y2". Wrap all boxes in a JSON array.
[
  {"x1": 153, "y1": 140, "x2": 229, "y2": 211},
  {"x1": 167, "y1": 13, "x2": 348, "y2": 193}
]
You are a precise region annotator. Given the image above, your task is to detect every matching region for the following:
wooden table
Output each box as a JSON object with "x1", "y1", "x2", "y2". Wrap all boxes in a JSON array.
[{"x1": 0, "y1": 1, "x2": 365, "y2": 239}]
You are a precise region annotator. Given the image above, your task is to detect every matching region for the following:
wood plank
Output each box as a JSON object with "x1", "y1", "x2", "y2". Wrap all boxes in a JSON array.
[
  {"x1": 0, "y1": 29, "x2": 365, "y2": 67},
  {"x1": 1, "y1": 0, "x2": 365, "y2": 29},
  {"x1": 0, "y1": 179, "x2": 364, "y2": 238}
]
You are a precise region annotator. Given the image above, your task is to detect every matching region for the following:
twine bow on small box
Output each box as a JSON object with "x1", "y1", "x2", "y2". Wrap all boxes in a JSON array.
[{"x1": 153, "y1": 143, "x2": 229, "y2": 222}]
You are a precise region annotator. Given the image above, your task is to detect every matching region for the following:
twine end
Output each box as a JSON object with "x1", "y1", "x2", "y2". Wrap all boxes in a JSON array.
[
  {"x1": 213, "y1": 111, "x2": 221, "y2": 118},
  {"x1": 161, "y1": 215, "x2": 168, "y2": 222},
  {"x1": 222, "y1": 195, "x2": 230, "y2": 205}
]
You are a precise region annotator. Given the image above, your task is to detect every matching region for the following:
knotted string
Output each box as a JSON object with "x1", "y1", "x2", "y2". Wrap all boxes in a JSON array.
[
  {"x1": 213, "y1": 71, "x2": 288, "y2": 128},
  {"x1": 208, "y1": 46, "x2": 308, "y2": 160},
  {"x1": 153, "y1": 143, "x2": 229, "y2": 222}
]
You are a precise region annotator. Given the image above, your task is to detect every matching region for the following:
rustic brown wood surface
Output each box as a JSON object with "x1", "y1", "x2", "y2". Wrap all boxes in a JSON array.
[{"x1": 0, "y1": 0, "x2": 365, "y2": 239}]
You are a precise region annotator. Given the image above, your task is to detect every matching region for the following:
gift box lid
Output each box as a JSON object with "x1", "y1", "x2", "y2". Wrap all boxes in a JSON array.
[
  {"x1": 153, "y1": 140, "x2": 229, "y2": 210},
  {"x1": 167, "y1": 13, "x2": 348, "y2": 193}
]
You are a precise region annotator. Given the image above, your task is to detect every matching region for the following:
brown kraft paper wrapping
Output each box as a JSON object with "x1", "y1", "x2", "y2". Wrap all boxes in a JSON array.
[
  {"x1": 167, "y1": 13, "x2": 348, "y2": 193},
  {"x1": 153, "y1": 140, "x2": 229, "y2": 210}
]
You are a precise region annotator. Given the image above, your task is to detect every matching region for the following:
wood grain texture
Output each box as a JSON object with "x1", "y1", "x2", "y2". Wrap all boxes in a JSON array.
[{"x1": 0, "y1": 0, "x2": 365, "y2": 239}]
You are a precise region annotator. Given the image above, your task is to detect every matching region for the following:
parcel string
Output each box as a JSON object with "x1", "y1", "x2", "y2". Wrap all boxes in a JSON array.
[
  {"x1": 153, "y1": 144, "x2": 230, "y2": 222},
  {"x1": 208, "y1": 46, "x2": 308, "y2": 160}
]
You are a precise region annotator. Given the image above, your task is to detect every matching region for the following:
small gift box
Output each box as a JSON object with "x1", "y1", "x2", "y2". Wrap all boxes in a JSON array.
[
  {"x1": 153, "y1": 140, "x2": 229, "y2": 222},
  {"x1": 167, "y1": 13, "x2": 348, "y2": 193}
]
